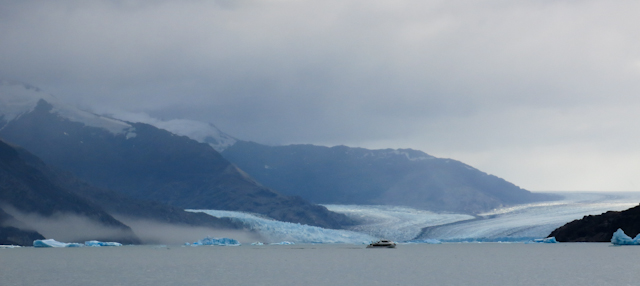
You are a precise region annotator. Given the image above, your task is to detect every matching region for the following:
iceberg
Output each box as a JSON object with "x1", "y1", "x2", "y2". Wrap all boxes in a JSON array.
[
  {"x1": 33, "y1": 239, "x2": 83, "y2": 248},
  {"x1": 527, "y1": 237, "x2": 558, "y2": 244},
  {"x1": 611, "y1": 229, "x2": 640, "y2": 245},
  {"x1": 84, "y1": 240, "x2": 123, "y2": 247},
  {"x1": 191, "y1": 236, "x2": 241, "y2": 246}
]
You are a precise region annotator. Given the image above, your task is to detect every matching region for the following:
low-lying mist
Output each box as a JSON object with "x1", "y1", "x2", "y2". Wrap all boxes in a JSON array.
[
  {"x1": 3, "y1": 207, "x2": 135, "y2": 243},
  {"x1": 114, "y1": 215, "x2": 261, "y2": 245},
  {"x1": 2, "y1": 205, "x2": 259, "y2": 245}
]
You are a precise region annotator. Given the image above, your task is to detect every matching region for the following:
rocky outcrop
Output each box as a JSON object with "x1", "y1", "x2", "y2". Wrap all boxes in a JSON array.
[{"x1": 549, "y1": 204, "x2": 640, "y2": 242}]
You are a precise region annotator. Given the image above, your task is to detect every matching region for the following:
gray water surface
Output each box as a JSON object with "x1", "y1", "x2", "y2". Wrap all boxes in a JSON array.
[{"x1": 2, "y1": 243, "x2": 639, "y2": 286}]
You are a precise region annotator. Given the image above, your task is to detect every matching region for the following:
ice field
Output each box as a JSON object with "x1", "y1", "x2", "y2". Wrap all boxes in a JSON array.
[{"x1": 195, "y1": 192, "x2": 640, "y2": 243}]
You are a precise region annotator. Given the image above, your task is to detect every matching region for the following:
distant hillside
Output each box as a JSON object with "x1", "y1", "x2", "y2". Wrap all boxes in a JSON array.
[
  {"x1": 0, "y1": 81, "x2": 353, "y2": 229},
  {"x1": 549, "y1": 204, "x2": 640, "y2": 242},
  {"x1": 0, "y1": 139, "x2": 139, "y2": 245},
  {"x1": 222, "y1": 142, "x2": 559, "y2": 214}
]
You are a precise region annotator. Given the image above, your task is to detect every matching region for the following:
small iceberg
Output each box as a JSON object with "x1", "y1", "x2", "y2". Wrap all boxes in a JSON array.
[
  {"x1": 251, "y1": 242, "x2": 264, "y2": 246},
  {"x1": 190, "y1": 236, "x2": 241, "y2": 246},
  {"x1": 526, "y1": 237, "x2": 558, "y2": 244},
  {"x1": 84, "y1": 240, "x2": 122, "y2": 247},
  {"x1": 33, "y1": 239, "x2": 83, "y2": 248},
  {"x1": 611, "y1": 229, "x2": 640, "y2": 245}
]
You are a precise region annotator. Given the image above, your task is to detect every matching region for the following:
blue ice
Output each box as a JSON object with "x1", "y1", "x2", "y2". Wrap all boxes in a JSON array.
[
  {"x1": 611, "y1": 229, "x2": 640, "y2": 245},
  {"x1": 527, "y1": 237, "x2": 558, "y2": 244},
  {"x1": 33, "y1": 239, "x2": 83, "y2": 248},
  {"x1": 189, "y1": 236, "x2": 241, "y2": 246},
  {"x1": 188, "y1": 209, "x2": 376, "y2": 244},
  {"x1": 84, "y1": 240, "x2": 123, "y2": 247}
]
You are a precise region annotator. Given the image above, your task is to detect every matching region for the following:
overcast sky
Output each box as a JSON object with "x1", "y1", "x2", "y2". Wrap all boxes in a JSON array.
[{"x1": 2, "y1": 0, "x2": 640, "y2": 192}]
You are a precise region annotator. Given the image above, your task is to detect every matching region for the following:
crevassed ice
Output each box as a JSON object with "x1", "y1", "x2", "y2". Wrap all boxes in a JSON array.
[
  {"x1": 416, "y1": 192, "x2": 640, "y2": 241},
  {"x1": 188, "y1": 209, "x2": 376, "y2": 244},
  {"x1": 324, "y1": 204, "x2": 474, "y2": 242},
  {"x1": 85, "y1": 240, "x2": 123, "y2": 247},
  {"x1": 190, "y1": 237, "x2": 241, "y2": 246}
]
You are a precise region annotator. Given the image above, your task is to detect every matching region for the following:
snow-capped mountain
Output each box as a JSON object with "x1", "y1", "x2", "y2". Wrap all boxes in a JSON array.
[
  {"x1": 0, "y1": 81, "x2": 353, "y2": 229},
  {"x1": 0, "y1": 80, "x2": 136, "y2": 137},
  {"x1": 105, "y1": 111, "x2": 236, "y2": 152}
]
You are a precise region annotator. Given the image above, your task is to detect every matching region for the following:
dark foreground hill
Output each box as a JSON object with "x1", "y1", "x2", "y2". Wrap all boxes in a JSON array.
[
  {"x1": 549, "y1": 204, "x2": 640, "y2": 242},
  {"x1": 0, "y1": 82, "x2": 353, "y2": 229},
  {"x1": 0, "y1": 139, "x2": 253, "y2": 245},
  {"x1": 0, "y1": 139, "x2": 139, "y2": 245},
  {"x1": 222, "y1": 142, "x2": 559, "y2": 214}
]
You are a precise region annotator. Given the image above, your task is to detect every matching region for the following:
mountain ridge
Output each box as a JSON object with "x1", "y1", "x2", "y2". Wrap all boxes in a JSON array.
[{"x1": 0, "y1": 82, "x2": 353, "y2": 229}]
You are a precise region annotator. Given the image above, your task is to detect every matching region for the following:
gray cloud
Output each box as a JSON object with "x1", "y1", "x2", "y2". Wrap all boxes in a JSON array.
[{"x1": 2, "y1": 0, "x2": 640, "y2": 191}]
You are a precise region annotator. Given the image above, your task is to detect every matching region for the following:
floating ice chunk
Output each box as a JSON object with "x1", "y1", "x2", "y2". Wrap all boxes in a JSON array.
[
  {"x1": 251, "y1": 242, "x2": 264, "y2": 246},
  {"x1": 271, "y1": 241, "x2": 295, "y2": 245},
  {"x1": 527, "y1": 237, "x2": 558, "y2": 244},
  {"x1": 33, "y1": 239, "x2": 83, "y2": 248},
  {"x1": 84, "y1": 240, "x2": 122, "y2": 247},
  {"x1": 191, "y1": 237, "x2": 241, "y2": 246},
  {"x1": 611, "y1": 229, "x2": 640, "y2": 245},
  {"x1": 0, "y1": 245, "x2": 21, "y2": 248}
]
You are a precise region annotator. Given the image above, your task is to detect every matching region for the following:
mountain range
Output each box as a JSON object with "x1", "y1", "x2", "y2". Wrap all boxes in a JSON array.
[
  {"x1": 221, "y1": 142, "x2": 558, "y2": 214},
  {"x1": 0, "y1": 80, "x2": 563, "y2": 246},
  {"x1": 0, "y1": 81, "x2": 353, "y2": 230},
  {"x1": 0, "y1": 138, "x2": 255, "y2": 245}
]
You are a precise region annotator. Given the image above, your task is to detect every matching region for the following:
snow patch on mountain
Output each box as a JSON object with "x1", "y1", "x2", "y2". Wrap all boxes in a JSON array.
[
  {"x1": 0, "y1": 80, "x2": 135, "y2": 137},
  {"x1": 360, "y1": 148, "x2": 435, "y2": 161},
  {"x1": 107, "y1": 111, "x2": 237, "y2": 152}
]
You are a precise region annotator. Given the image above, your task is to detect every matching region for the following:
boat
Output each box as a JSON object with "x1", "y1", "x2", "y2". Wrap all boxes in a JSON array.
[{"x1": 367, "y1": 239, "x2": 396, "y2": 248}]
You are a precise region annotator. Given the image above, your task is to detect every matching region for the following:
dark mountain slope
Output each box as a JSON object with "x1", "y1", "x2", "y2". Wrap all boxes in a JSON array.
[
  {"x1": 12, "y1": 145, "x2": 242, "y2": 230},
  {"x1": 0, "y1": 139, "x2": 139, "y2": 244},
  {"x1": 0, "y1": 208, "x2": 45, "y2": 246},
  {"x1": 222, "y1": 142, "x2": 559, "y2": 214},
  {"x1": 0, "y1": 99, "x2": 352, "y2": 228},
  {"x1": 549, "y1": 204, "x2": 640, "y2": 242}
]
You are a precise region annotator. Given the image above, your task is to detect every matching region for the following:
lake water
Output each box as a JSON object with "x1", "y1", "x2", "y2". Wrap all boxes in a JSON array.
[{"x1": 2, "y1": 243, "x2": 639, "y2": 286}]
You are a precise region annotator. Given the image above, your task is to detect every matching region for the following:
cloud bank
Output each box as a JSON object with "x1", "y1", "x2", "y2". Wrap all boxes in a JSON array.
[{"x1": 2, "y1": 0, "x2": 640, "y2": 191}]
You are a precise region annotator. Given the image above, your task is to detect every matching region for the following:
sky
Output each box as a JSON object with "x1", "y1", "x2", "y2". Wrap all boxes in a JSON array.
[{"x1": 2, "y1": 0, "x2": 640, "y2": 192}]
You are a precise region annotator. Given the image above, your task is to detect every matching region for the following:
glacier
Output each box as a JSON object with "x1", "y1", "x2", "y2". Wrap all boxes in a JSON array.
[
  {"x1": 323, "y1": 204, "x2": 474, "y2": 242},
  {"x1": 188, "y1": 209, "x2": 376, "y2": 244},
  {"x1": 84, "y1": 240, "x2": 123, "y2": 247},
  {"x1": 191, "y1": 192, "x2": 640, "y2": 244},
  {"x1": 412, "y1": 192, "x2": 640, "y2": 242},
  {"x1": 189, "y1": 237, "x2": 241, "y2": 246}
]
